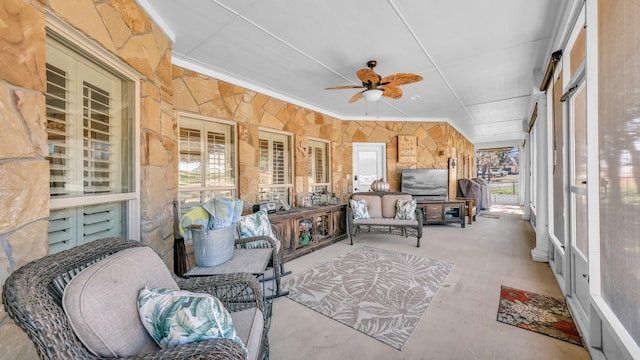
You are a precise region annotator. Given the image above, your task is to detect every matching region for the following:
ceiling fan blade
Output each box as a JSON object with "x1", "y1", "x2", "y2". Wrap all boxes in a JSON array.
[
  {"x1": 382, "y1": 86, "x2": 403, "y2": 99},
  {"x1": 348, "y1": 91, "x2": 364, "y2": 103},
  {"x1": 325, "y1": 85, "x2": 366, "y2": 90},
  {"x1": 380, "y1": 73, "x2": 423, "y2": 87},
  {"x1": 356, "y1": 68, "x2": 381, "y2": 84}
]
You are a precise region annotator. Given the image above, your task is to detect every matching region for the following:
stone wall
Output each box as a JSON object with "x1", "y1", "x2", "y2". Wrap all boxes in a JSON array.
[
  {"x1": 172, "y1": 67, "x2": 345, "y2": 208},
  {"x1": 342, "y1": 121, "x2": 474, "y2": 193},
  {"x1": 0, "y1": 0, "x2": 473, "y2": 357},
  {"x1": 0, "y1": 1, "x2": 47, "y2": 357},
  {"x1": 172, "y1": 69, "x2": 474, "y2": 206},
  {"x1": 0, "y1": 0, "x2": 173, "y2": 358}
]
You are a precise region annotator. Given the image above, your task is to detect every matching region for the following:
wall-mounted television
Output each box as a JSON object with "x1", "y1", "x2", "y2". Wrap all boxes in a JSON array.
[{"x1": 401, "y1": 169, "x2": 449, "y2": 201}]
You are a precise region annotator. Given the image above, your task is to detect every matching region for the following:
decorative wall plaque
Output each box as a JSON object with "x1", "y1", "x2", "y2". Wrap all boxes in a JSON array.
[{"x1": 398, "y1": 135, "x2": 417, "y2": 163}]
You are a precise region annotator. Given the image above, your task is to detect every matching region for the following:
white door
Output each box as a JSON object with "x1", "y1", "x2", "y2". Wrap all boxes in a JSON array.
[
  {"x1": 352, "y1": 143, "x2": 386, "y2": 192},
  {"x1": 568, "y1": 81, "x2": 590, "y2": 320}
]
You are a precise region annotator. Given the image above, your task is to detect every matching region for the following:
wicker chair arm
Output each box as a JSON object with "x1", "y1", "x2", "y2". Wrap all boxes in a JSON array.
[
  {"x1": 121, "y1": 338, "x2": 245, "y2": 359},
  {"x1": 2, "y1": 238, "x2": 264, "y2": 360},
  {"x1": 176, "y1": 272, "x2": 264, "y2": 315},
  {"x1": 234, "y1": 235, "x2": 276, "y2": 249},
  {"x1": 234, "y1": 233, "x2": 281, "y2": 279}
]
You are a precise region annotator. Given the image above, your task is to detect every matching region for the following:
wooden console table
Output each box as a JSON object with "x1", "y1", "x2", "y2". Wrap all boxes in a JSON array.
[
  {"x1": 268, "y1": 204, "x2": 347, "y2": 262},
  {"x1": 416, "y1": 200, "x2": 466, "y2": 228}
]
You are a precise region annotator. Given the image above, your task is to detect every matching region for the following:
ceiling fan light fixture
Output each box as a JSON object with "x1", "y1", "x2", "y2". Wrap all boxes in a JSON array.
[{"x1": 364, "y1": 89, "x2": 383, "y2": 102}]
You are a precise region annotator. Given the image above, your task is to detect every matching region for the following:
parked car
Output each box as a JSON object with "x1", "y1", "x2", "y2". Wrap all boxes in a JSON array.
[{"x1": 490, "y1": 169, "x2": 508, "y2": 177}]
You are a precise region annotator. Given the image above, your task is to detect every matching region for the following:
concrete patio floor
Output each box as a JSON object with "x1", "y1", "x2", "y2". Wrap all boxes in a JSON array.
[{"x1": 268, "y1": 206, "x2": 591, "y2": 360}]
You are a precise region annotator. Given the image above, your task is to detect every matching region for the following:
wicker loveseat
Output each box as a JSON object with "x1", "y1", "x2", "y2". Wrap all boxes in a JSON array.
[
  {"x1": 2, "y1": 237, "x2": 268, "y2": 360},
  {"x1": 347, "y1": 192, "x2": 424, "y2": 247}
]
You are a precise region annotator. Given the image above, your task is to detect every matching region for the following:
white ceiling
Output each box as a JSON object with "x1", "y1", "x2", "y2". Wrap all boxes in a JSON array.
[{"x1": 137, "y1": 0, "x2": 573, "y2": 148}]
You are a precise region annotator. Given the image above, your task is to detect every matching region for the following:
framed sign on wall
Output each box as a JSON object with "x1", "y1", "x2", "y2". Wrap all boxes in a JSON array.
[{"x1": 398, "y1": 135, "x2": 417, "y2": 163}]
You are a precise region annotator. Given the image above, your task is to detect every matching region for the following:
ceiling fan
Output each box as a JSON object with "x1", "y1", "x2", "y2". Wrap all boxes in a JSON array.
[{"x1": 326, "y1": 60, "x2": 423, "y2": 103}]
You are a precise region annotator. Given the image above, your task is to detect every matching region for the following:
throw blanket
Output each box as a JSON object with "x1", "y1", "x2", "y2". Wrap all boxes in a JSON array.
[
  {"x1": 179, "y1": 197, "x2": 244, "y2": 235},
  {"x1": 202, "y1": 197, "x2": 243, "y2": 229},
  {"x1": 179, "y1": 207, "x2": 209, "y2": 236}
]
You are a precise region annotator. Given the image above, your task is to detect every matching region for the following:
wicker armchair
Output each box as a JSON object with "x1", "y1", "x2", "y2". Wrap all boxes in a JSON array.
[
  {"x1": 2, "y1": 237, "x2": 268, "y2": 360},
  {"x1": 234, "y1": 225, "x2": 289, "y2": 299}
]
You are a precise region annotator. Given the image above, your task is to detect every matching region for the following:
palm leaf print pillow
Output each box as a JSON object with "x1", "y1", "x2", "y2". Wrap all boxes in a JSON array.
[{"x1": 137, "y1": 287, "x2": 247, "y2": 356}]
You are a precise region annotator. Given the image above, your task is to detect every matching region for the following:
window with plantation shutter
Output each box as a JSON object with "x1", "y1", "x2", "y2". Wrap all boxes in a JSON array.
[
  {"x1": 308, "y1": 139, "x2": 330, "y2": 193},
  {"x1": 258, "y1": 131, "x2": 292, "y2": 204},
  {"x1": 178, "y1": 115, "x2": 236, "y2": 214},
  {"x1": 45, "y1": 37, "x2": 137, "y2": 254}
]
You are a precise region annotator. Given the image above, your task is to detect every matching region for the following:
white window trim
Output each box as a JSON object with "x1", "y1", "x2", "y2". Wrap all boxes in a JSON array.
[
  {"x1": 177, "y1": 112, "x2": 238, "y2": 209},
  {"x1": 258, "y1": 128, "x2": 294, "y2": 204},
  {"x1": 46, "y1": 14, "x2": 141, "y2": 241},
  {"x1": 308, "y1": 137, "x2": 331, "y2": 193}
]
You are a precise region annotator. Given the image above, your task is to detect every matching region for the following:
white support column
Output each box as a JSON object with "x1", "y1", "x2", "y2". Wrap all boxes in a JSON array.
[
  {"x1": 531, "y1": 95, "x2": 550, "y2": 262},
  {"x1": 521, "y1": 134, "x2": 531, "y2": 220}
]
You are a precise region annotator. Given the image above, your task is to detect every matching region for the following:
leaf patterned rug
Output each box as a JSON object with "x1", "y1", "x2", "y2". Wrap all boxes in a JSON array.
[
  {"x1": 497, "y1": 285, "x2": 583, "y2": 346},
  {"x1": 283, "y1": 246, "x2": 454, "y2": 350}
]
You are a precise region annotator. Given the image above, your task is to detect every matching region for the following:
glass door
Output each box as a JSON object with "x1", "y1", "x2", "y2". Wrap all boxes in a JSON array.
[
  {"x1": 568, "y1": 81, "x2": 590, "y2": 320},
  {"x1": 352, "y1": 143, "x2": 386, "y2": 192}
]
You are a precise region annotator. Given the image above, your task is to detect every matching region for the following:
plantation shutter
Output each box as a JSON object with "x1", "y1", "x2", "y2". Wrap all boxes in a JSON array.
[
  {"x1": 206, "y1": 130, "x2": 226, "y2": 185},
  {"x1": 307, "y1": 140, "x2": 329, "y2": 193},
  {"x1": 179, "y1": 127, "x2": 202, "y2": 186},
  {"x1": 272, "y1": 140, "x2": 285, "y2": 184},
  {"x1": 314, "y1": 147, "x2": 324, "y2": 183},
  {"x1": 83, "y1": 81, "x2": 115, "y2": 194},
  {"x1": 259, "y1": 138, "x2": 270, "y2": 183},
  {"x1": 46, "y1": 40, "x2": 125, "y2": 253},
  {"x1": 177, "y1": 116, "x2": 237, "y2": 215},
  {"x1": 258, "y1": 132, "x2": 291, "y2": 203},
  {"x1": 46, "y1": 63, "x2": 72, "y2": 197}
]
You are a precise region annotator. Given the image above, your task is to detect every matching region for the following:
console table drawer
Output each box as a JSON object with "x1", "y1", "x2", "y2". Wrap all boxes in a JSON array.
[
  {"x1": 416, "y1": 200, "x2": 465, "y2": 228},
  {"x1": 426, "y1": 213, "x2": 443, "y2": 221}
]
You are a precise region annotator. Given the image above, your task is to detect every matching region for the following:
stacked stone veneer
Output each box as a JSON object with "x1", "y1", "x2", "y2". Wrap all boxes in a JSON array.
[
  {"x1": 172, "y1": 67, "x2": 346, "y2": 207},
  {"x1": 173, "y1": 69, "x2": 474, "y2": 205},
  {"x1": 0, "y1": 0, "x2": 473, "y2": 357}
]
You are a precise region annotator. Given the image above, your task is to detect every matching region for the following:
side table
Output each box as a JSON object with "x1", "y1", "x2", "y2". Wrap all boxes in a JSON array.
[
  {"x1": 185, "y1": 248, "x2": 276, "y2": 328},
  {"x1": 185, "y1": 248, "x2": 272, "y2": 277}
]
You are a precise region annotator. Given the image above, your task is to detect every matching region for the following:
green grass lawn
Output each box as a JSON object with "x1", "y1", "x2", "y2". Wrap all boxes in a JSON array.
[{"x1": 490, "y1": 182, "x2": 520, "y2": 195}]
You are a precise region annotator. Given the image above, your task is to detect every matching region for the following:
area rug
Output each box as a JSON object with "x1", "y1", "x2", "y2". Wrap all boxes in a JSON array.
[
  {"x1": 283, "y1": 246, "x2": 454, "y2": 350},
  {"x1": 497, "y1": 285, "x2": 583, "y2": 346},
  {"x1": 479, "y1": 213, "x2": 501, "y2": 219}
]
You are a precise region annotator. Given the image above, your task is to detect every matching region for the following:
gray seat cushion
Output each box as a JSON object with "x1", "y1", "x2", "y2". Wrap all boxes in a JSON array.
[
  {"x1": 230, "y1": 308, "x2": 264, "y2": 360},
  {"x1": 62, "y1": 247, "x2": 180, "y2": 357},
  {"x1": 353, "y1": 218, "x2": 418, "y2": 226}
]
